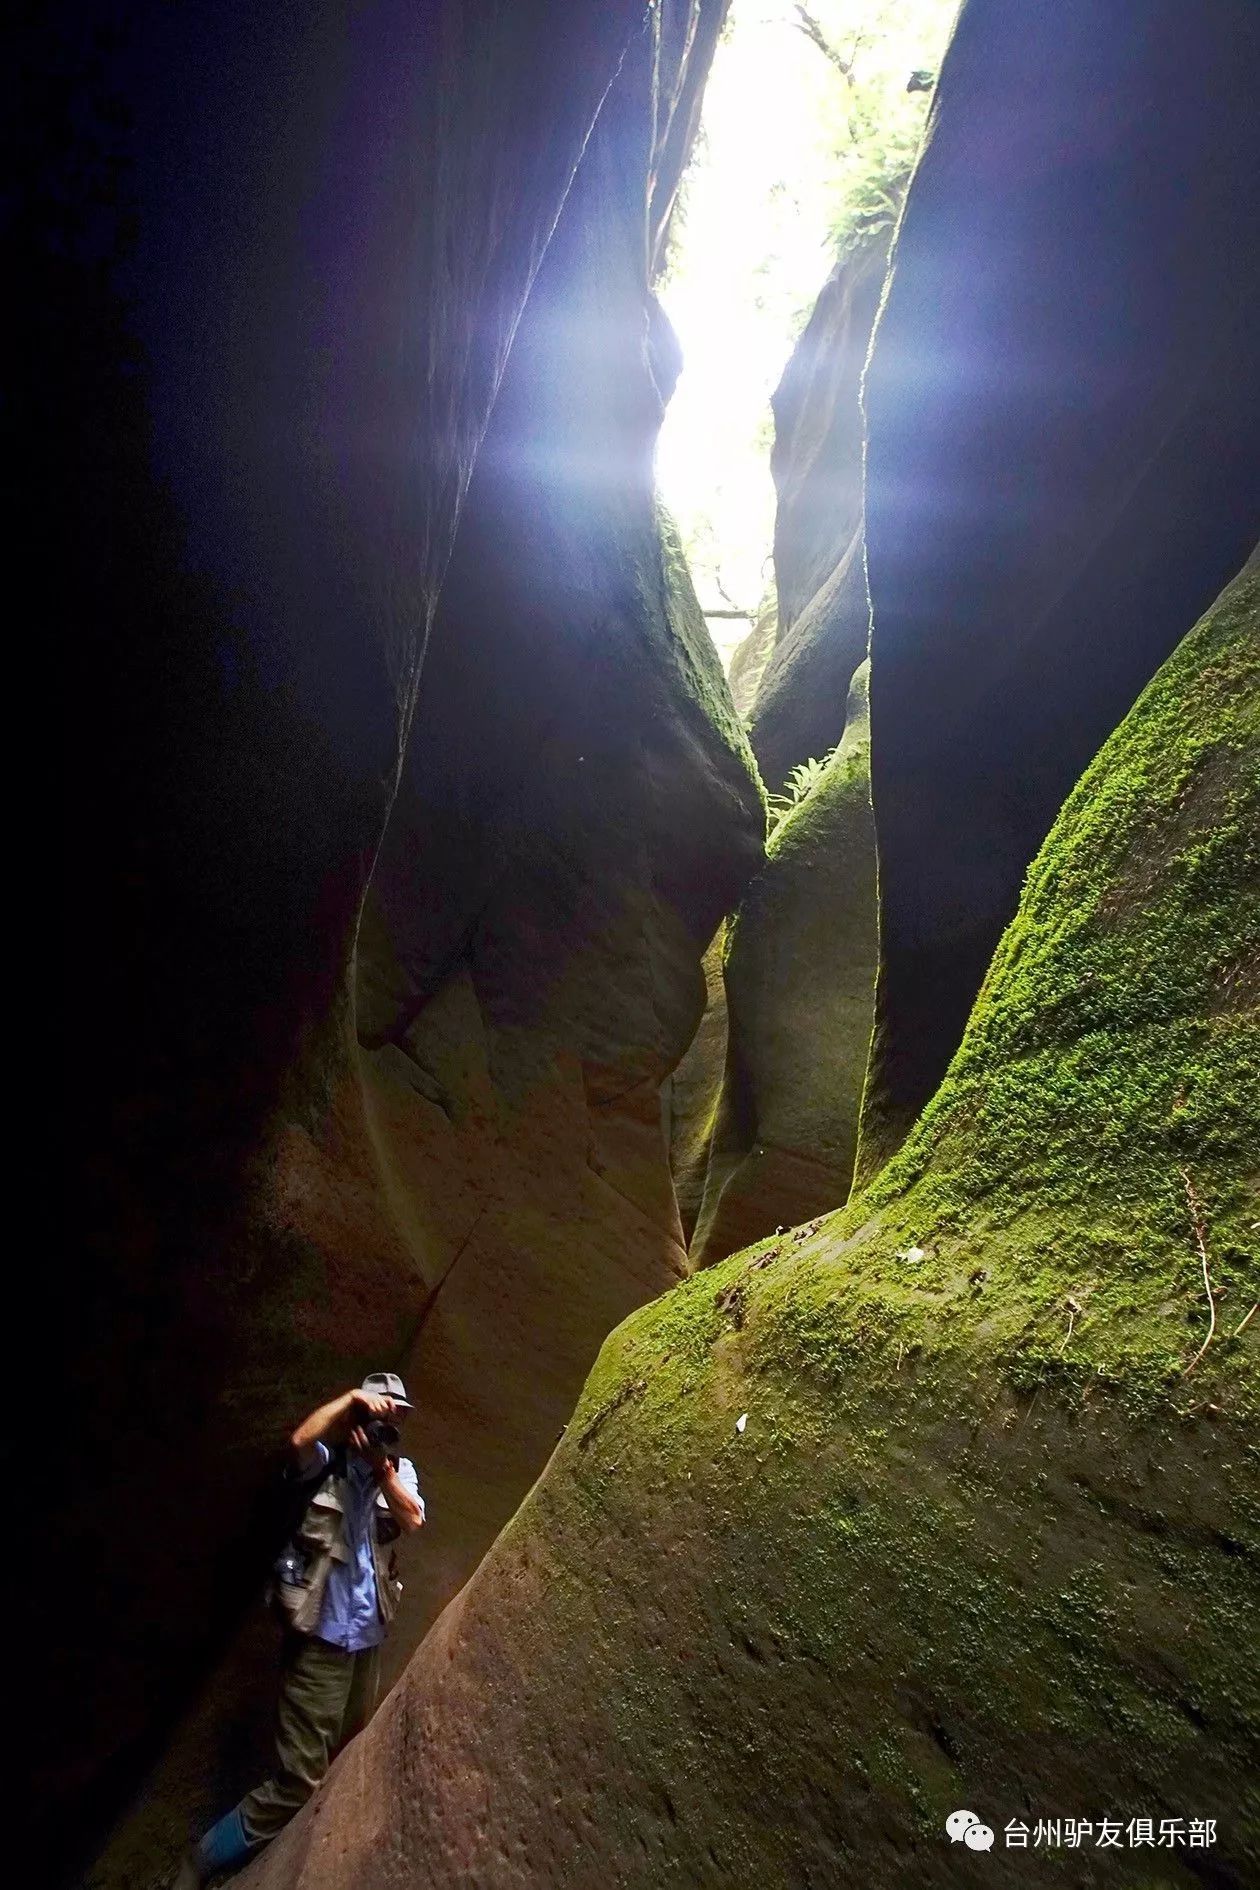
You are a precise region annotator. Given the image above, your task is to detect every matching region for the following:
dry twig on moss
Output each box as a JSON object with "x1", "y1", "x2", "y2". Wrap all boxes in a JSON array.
[
  {"x1": 1179, "y1": 1167, "x2": 1217, "y2": 1376},
  {"x1": 1232, "y1": 1301, "x2": 1257, "y2": 1339},
  {"x1": 1058, "y1": 1294, "x2": 1082, "y2": 1355}
]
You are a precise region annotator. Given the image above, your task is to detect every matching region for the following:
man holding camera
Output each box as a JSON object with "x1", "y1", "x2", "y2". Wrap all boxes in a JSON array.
[{"x1": 177, "y1": 1373, "x2": 425, "y2": 1885}]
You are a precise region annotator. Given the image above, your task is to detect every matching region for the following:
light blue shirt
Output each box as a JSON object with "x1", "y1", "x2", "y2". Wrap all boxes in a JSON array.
[{"x1": 308, "y1": 1442, "x2": 423, "y2": 1653}]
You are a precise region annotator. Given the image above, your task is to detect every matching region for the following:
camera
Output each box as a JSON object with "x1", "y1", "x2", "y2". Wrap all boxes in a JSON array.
[{"x1": 361, "y1": 1417, "x2": 401, "y2": 1453}]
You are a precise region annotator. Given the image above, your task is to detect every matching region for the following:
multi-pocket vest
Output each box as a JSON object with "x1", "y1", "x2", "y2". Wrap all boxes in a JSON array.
[{"x1": 270, "y1": 1458, "x2": 404, "y2": 1636}]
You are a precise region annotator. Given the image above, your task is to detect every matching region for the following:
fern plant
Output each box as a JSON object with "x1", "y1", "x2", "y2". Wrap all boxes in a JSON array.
[
  {"x1": 767, "y1": 753, "x2": 831, "y2": 831},
  {"x1": 792, "y1": 0, "x2": 951, "y2": 259}
]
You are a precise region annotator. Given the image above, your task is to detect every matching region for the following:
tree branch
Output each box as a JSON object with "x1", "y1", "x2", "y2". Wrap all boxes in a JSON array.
[{"x1": 792, "y1": 5, "x2": 854, "y2": 80}]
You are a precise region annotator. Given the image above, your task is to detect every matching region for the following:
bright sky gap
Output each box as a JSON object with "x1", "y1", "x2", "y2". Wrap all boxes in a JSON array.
[{"x1": 656, "y1": 0, "x2": 957, "y2": 671}]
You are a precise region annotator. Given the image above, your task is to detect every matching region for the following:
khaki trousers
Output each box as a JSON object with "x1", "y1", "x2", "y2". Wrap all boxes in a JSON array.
[{"x1": 237, "y1": 1631, "x2": 381, "y2": 1846}]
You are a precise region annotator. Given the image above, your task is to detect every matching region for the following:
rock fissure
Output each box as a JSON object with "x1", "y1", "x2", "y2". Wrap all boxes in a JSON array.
[{"x1": 45, "y1": 1, "x2": 1260, "y2": 1884}]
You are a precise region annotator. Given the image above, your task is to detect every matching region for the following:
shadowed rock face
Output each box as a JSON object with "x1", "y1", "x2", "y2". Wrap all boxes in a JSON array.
[
  {"x1": 689, "y1": 665, "x2": 877, "y2": 1267},
  {"x1": 858, "y1": 0, "x2": 1260, "y2": 1178},
  {"x1": 352, "y1": 73, "x2": 762, "y2": 1690},
  {"x1": 769, "y1": 232, "x2": 888, "y2": 639},
  {"x1": 668, "y1": 930, "x2": 731, "y2": 1245},
  {"x1": 747, "y1": 227, "x2": 891, "y2": 796},
  {"x1": 242, "y1": 552, "x2": 1260, "y2": 1890},
  {"x1": 38, "y1": 2, "x2": 758, "y2": 1883},
  {"x1": 675, "y1": 227, "x2": 892, "y2": 1265}
]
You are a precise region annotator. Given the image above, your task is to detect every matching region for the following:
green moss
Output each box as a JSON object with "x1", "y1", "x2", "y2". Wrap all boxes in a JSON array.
[
  {"x1": 876, "y1": 575, "x2": 1259, "y2": 1195},
  {"x1": 845, "y1": 561, "x2": 1260, "y2": 1411},
  {"x1": 690, "y1": 663, "x2": 878, "y2": 1262},
  {"x1": 418, "y1": 558, "x2": 1260, "y2": 1887},
  {"x1": 652, "y1": 503, "x2": 769, "y2": 816}
]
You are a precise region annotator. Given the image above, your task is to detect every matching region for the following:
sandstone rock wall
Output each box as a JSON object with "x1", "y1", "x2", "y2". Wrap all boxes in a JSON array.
[
  {"x1": 748, "y1": 227, "x2": 891, "y2": 796},
  {"x1": 770, "y1": 231, "x2": 887, "y2": 638},
  {"x1": 689, "y1": 664, "x2": 877, "y2": 1267},
  {"x1": 675, "y1": 224, "x2": 891, "y2": 1262},
  {"x1": 38, "y1": 3, "x2": 756, "y2": 1883},
  {"x1": 858, "y1": 0, "x2": 1260, "y2": 1178},
  {"x1": 245, "y1": 547, "x2": 1260, "y2": 1890},
  {"x1": 353, "y1": 67, "x2": 762, "y2": 1685}
]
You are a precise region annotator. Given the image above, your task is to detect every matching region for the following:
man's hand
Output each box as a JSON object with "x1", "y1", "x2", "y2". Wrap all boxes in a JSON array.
[
  {"x1": 369, "y1": 1451, "x2": 426, "y2": 1534},
  {"x1": 290, "y1": 1387, "x2": 397, "y2": 1472}
]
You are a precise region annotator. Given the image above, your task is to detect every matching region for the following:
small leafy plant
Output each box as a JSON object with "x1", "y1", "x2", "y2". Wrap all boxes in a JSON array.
[{"x1": 768, "y1": 752, "x2": 832, "y2": 830}]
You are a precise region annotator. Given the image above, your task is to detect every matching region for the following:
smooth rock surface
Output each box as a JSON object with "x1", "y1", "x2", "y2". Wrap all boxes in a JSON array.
[
  {"x1": 42, "y1": 5, "x2": 756, "y2": 1884},
  {"x1": 244, "y1": 549, "x2": 1260, "y2": 1890},
  {"x1": 749, "y1": 227, "x2": 891, "y2": 794},
  {"x1": 690, "y1": 665, "x2": 878, "y2": 1266},
  {"x1": 858, "y1": 0, "x2": 1260, "y2": 1177}
]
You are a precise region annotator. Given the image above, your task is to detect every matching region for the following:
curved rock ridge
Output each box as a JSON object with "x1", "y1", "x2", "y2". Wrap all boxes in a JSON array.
[
  {"x1": 690, "y1": 663, "x2": 877, "y2": 1267},
  {"x1": 48, "y1": 4, "x2": 755, "y2": 1884},
  {"x1": 245, "y1": 549, "x2": 1260, "y2": 1890},
  {"x1": 668, "y1": 926, "x2": 731, "y2": 1245},
  {"x1": 770, "y1": 228, "x2": 889, "y2": 640},
  {"x1": 748, "y1": 226, "x2": 891, "y2": 797},
  {"x1": 677, "y1": 222, "x2": 893, "y2": 1257},
  {"x1": 747, "y1": 525, "x2": 873, "y2": 799},
  {"x1": 858, "y1": 0, "x2": 1260, "y2": 1178},
  {"x1": 351, "y1": 75, "x2": 763, "y2": 1692}
]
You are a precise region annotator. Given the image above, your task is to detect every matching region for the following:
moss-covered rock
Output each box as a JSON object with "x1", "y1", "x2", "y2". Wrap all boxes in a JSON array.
[
  {"x1": 247, "y1": 554, "x2": 1259, "y2": 1890},
  {"x1": 691, "y1": 664, "x2": 878, "y2": 1266},
  {"x1": 669, "y1": 926, "x2": 731, "y2": 1245}
]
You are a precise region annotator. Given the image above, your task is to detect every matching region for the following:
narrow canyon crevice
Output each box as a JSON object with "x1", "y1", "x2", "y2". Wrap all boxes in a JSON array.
[{"x1": 37, "y1": 0, "x2": 1260, "y2": 1885}]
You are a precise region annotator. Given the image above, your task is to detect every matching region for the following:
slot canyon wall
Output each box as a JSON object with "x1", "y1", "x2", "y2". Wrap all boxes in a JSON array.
[
  {"x1": 35, "y1": 0, "x2": 1259, "y2": 1882},
  {"x1": 752, "y1": 221, "x2": 891, "y2": 794},
  {"x1": 679, "y1": 0, "x2": 1260, "y2": 1265},
  {"x1": 676, "y1": 219, "x2": 892, "y2": 1267},
  {"x1": 36, "y1": 3, "x2": 762, "y2": 1885},
  {"x1": 350, "y1": 45, "x2": 762, "y2": 1690},
  {"x1": 243, "y1": 0, "x2": 1259, "y2": 1885},
  {"x1": 246, "y1": 546, "x2": 1260, "y2": 1890},
  {"x1": 857, "y1": 0, "x2": 1260, "y2": 1178}
]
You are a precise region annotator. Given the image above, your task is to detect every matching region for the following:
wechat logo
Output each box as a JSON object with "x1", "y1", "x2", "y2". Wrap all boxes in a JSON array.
[{"x1": 947, "y1": 1810, "x2": 995, "y2": 1852}]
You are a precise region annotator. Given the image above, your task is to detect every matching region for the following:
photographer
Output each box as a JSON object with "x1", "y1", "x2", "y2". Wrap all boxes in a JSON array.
[{"x1": 176, "y1": 1373, "x2": 425, "y2": 1885}]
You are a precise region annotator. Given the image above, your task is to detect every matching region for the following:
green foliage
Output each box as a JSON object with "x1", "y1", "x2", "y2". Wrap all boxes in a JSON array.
[
  {"x1": 766, "y1": 750, "x2": 833, "y2": 827},
  {"x1": 794, "y1": 0, "x2": 956, "y2": 257}
]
